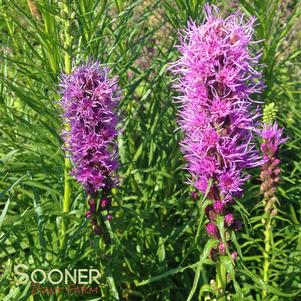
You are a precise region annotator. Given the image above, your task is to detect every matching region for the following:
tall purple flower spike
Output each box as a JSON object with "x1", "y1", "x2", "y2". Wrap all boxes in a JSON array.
[
  {"x1": 171, "y1": 4, "x2": 263, "y2": 257},
  {"x1": 59, "y1": 62, "x2": 120, "y2": 233}
]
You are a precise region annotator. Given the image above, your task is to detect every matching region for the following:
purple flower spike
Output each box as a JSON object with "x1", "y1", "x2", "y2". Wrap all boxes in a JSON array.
[
  {"x1": 59, "y1": 62, "x2": 120, "y2": 195},
  {"x1": 59, "y1": 62, "x2": 120, "y2": 234},
  {"x1": 171, "y1": 4, "x2": 263, "y2": 258},
  {"x1": 260, "y1": 122, "x2": 286, "y2": 211}
]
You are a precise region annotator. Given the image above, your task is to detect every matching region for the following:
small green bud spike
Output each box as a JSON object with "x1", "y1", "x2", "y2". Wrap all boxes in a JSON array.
[{"x1": 263, "y1": 102, "x2": 278, "y2": 125}]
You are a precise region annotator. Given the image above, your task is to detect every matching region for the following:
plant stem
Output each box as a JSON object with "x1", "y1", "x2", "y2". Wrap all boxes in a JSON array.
[
  {"x1": 61, "y1": 0, "x2": 73, "y2": 249},
  {"x1": 216, "y1": 259, "x2": 227, "y2": 300},
  {"x1": 263, "y1": 209, "x2": 271, "y2": 298},
  {"x1": 103, "y1": 217, "x2": 120, "y2": 300}
]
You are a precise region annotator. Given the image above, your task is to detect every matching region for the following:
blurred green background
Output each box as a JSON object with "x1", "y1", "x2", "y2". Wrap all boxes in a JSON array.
[{"x1": 0, "y1": 0, "x2": 300, "y2": 300}]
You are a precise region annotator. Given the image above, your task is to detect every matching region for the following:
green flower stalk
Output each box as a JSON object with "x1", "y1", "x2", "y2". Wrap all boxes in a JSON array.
[{"x1": 61, "y1": 0, "x2": 73, "y2": 249}]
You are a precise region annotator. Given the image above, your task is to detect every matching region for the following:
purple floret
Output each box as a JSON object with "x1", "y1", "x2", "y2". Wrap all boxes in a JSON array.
[{"x1": 261, "y1": 122, "x2": 286, "y2": 155}]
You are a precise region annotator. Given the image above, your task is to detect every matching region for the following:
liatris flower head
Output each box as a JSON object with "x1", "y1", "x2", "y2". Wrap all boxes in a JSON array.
[
  {"x1": 59, "y1": 61, "x2": 120, "y2": 234},
  {"x1": 60, "y1": 62, "x2": 119, "y2": 195},
  {"x1": 171, "y1": 3, "x2": 263, "y2": 257}
]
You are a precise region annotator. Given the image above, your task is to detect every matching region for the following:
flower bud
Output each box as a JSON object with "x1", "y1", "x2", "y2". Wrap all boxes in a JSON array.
[
  {"x1": 206, "y1": 223, "x2": 220, "y2": 240},
  {"x1": 231, "y1": 251, "x2": 238, "y2": 261},
  {"x1": 213, "y1": 200, "x2": 226, "y2": 215},
  {"x1": 272, "y1": 159, "x2": 281, "y2": 167},
  {"x1": 232, "y1": 219, "x2": 242, "y2": 231},
  {"x1": 90, "y1": 218, "x2": 97, "y2": 226},
  {"x1": 94, "y1": 225, "x2": 102, "y2": 235},
  {"x1": 270, "y1": 196, "x2": 277, "y2": 204},
  {"x1": 209, "y1": 248, "x2": 218, "y2": 261},
  {"x1": 210, "y1": 279, "x2": 217, "y2": 290},
  {"x1": 191, "y1": 191, "x2": 198, "y2": 200},
  {"x1": 85, "y1": 210, "x2": 92, "y2": 219},
  {"x1": 101, "y1": 198, "x2": 110, "y2": 208},
  {"x1": 205, "y1": 205, "x2": 216, "y2": 222},
  {"x1": 89, "y1": 199, "x2": 96, "y2": 211},
  {"x1": 218, "y1": 242, "x2": 226, "y2": 255},
  {"x1": 224, "y1": 213, "x2": 234, "y2": 227}
]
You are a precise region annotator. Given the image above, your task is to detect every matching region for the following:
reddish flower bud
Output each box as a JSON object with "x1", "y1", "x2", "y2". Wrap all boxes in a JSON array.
[
  {"x1": 209, "y1": 247, "x2": 218, "y2": 261},
  {"x1": 90, "y1": 218, "x2": 97, "y2": 226},
  {"x1": 94, "y1": 225, "x2": 102, "y2": 235},
  {"x1": 213, "y1": 200, "x2": 226, "y2": 215},
  {"x1": 89, "y1": 199, "x2": 96, "y2": 212},
  {"x1": 231, "y1": 251, "x2": 238, "y2": 261},
  {"x1": 205, "y1": 205, "x2": 216, "y2": 222},
  {"x1": 218, "y1": 242, "x2": 226, "y2": 255},
  {"x1": 224, "y1": 213, "x2": 234, "y2": 227},
  {"x1": 191, "y1": 191, "x2": 199, "y2": 200},
  {"x1": 85, "y1": 210, "x2": 92, "y2": 219},
  {"x1": 232, "y1": 219, "x2": 242, "y2": 231},
  {"x1": 100, "y1": 198, "x2": 110, "y2": 208},
  {"x1": 206, "y1": 223, "x2": 220, "y2": 240},
  {"x1": 272, "y1": 159, "x2": 281, "y2": 167}
]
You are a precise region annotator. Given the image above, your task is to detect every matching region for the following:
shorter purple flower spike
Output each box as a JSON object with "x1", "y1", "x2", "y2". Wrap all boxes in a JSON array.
[
  {"x1": 59, "y1": 62, "x2": 120, "y2": 195},
  {"x1": 260, "y1": 122, "x2": 286, "y2": 214},
  {"x1": 59, "y1": 61, "x2": 120, "y2": 234}
]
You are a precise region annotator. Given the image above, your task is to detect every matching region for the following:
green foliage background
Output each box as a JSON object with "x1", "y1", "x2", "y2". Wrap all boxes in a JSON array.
[{"x1": 0, "y1": 0, "x2": 300, "y2": 300}]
